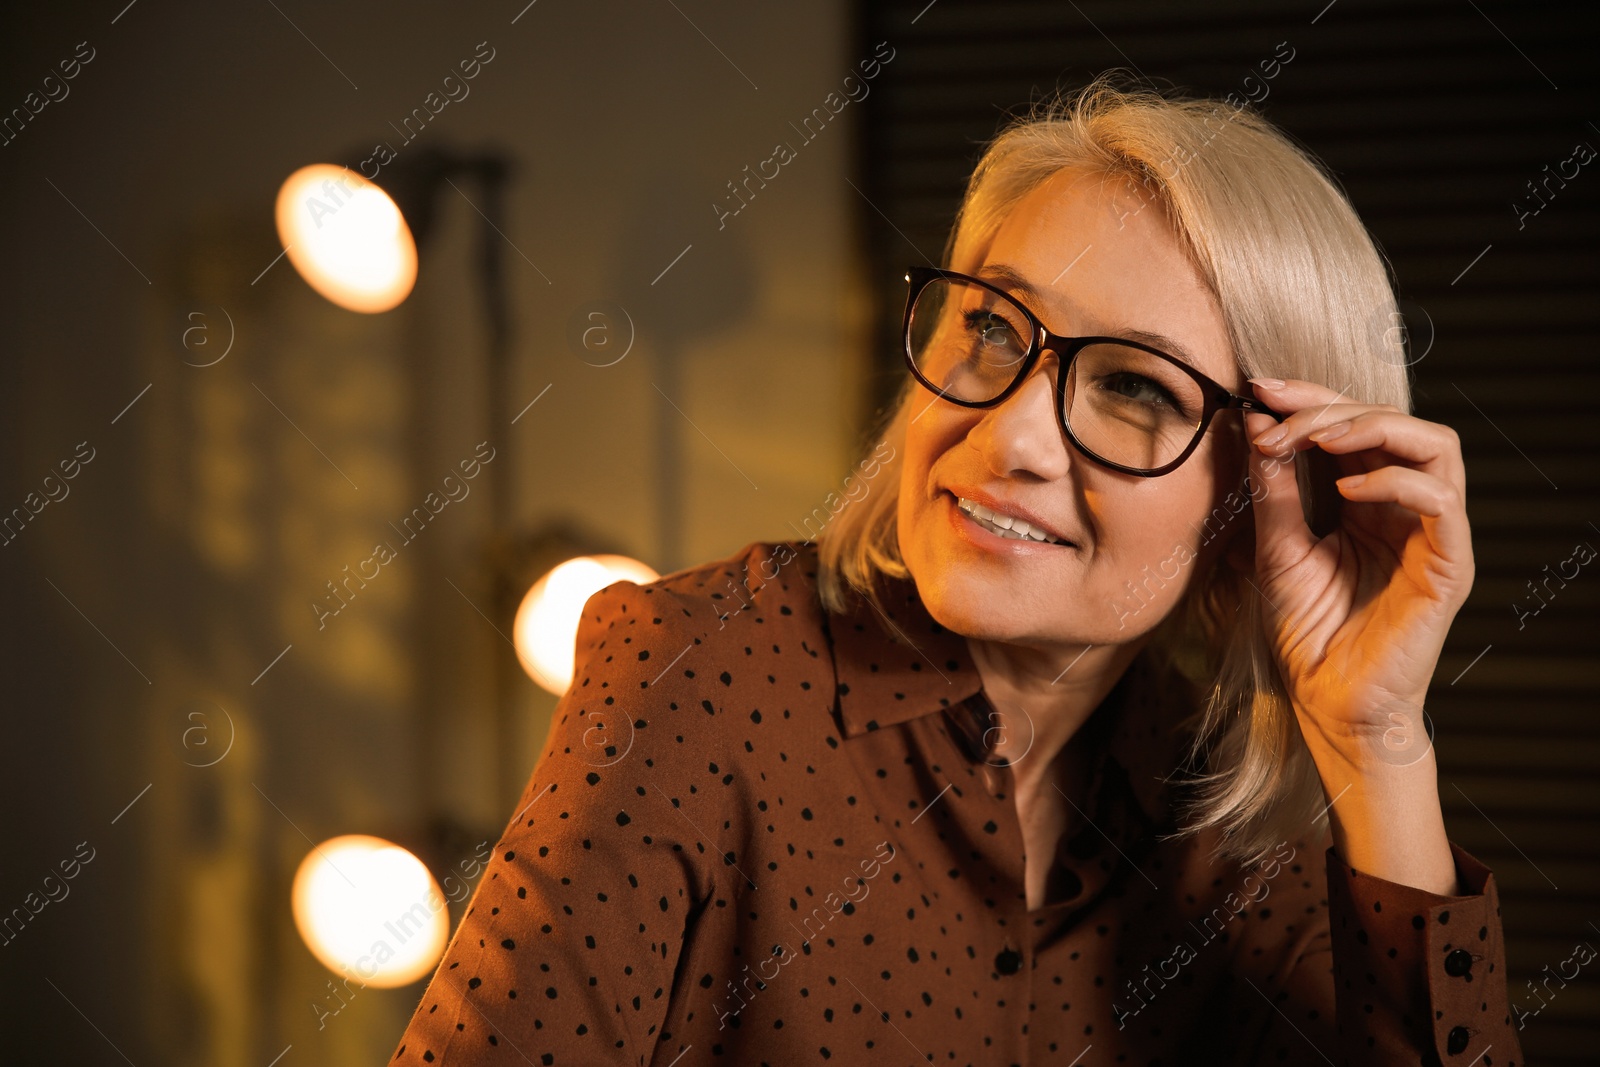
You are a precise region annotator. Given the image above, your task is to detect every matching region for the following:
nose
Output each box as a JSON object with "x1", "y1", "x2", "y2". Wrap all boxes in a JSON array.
[{"x1": 966, "y1": 349, "x2": 1072, "y2": 480}]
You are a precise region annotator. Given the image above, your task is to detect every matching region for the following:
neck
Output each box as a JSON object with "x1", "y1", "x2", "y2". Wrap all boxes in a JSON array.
[{"x1": 966, "y1": 634, "x2": 1149, "y2": 797}]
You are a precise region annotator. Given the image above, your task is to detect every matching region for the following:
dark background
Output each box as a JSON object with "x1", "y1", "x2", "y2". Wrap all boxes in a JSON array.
[{"x1": 2, "y1": 1, "x2": 1595, "y2": 1063}]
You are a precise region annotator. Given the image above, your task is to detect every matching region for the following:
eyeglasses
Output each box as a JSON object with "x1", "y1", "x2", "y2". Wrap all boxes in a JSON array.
[{"x1": 902, "y1": 266, "x2": 1285, "y2": 477}]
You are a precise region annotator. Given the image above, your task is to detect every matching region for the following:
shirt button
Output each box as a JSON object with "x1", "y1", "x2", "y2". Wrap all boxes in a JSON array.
[
  {"x1": 1444, "y1": 949, "x2": 1473, "y2": 977},
  {"x1": 994, "y1": 948, "x2": 1022, "y2": 975},
  {"x1": 1446, "y1": 1025, "x2": 1470, "y2": 1055}
]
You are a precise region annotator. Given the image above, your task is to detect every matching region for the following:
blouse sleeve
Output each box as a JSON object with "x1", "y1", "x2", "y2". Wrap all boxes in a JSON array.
[
  {"x1": 389, "y1": 578, "x2": 724, "y2": 1066},
  {"x1": 1223, "y1": 832, "x2": 1525, "y2": 1066},
  {"x1": 1320, "y1": 841, "x2": 1523, "y2": 1064}
]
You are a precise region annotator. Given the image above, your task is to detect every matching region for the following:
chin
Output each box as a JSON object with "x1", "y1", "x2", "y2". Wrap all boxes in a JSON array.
[
  {"x1": 918, "y1": 551, "x2": 1172, "y2": 649},
  {"x1": 921, "y1": 591, "x2": 1015, "y2": 642},
  {"x1": 912, "y1": 554, "x2": 1057, "y2": 639}
]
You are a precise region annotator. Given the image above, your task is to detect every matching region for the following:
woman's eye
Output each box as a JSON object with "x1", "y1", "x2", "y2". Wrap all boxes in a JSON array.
[
  {"x1": 1102, "y1": 372, "x2": 1177, "y2": 407},
  {"x1": 963, "y1": 311, "x2": 1021, "y2": 349}
]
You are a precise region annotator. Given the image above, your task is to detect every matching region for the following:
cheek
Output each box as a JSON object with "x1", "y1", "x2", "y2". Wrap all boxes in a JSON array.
[
  {"x1": 901, "y1": 418, "x2": 930, "y2": 481},
  {"x1": 895, "y1": 417, "x2": 930, "y2": 555},
  {"x1": 1095, "y1": 471, "x2": 1220, "y2": 580},
  {"x1": 1107, "y1": 491, "x2": 1191, "y2": 551},
  {"x1": 895, "y1": 472, "x2": 916, "y2": 556},
  {"x1": 899, "y1": 411, "x2": 956, "y2": 508},
  {"x1": 898, "y1": 409, "x2": 975, "y2": 567}
]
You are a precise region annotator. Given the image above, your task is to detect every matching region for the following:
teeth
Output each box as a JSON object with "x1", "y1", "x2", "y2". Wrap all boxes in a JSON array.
[
  {"x1": 957, "y1": 497, "x2": 1064, "y2": 545},
  {"x1": 974, "y1": 503, "x2": 1010, "y2": 529}
]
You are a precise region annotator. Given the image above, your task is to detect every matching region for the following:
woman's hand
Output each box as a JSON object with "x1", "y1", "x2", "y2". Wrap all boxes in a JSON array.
[
  {"x1": 1241, "y1": 377, "x2": 1471, "y2": 892},
  {"x1": 1241, "y1": 377, "x2": 1474, "y2": 768}
]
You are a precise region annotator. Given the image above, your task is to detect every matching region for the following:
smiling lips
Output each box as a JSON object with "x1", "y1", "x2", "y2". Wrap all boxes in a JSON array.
[{"x1": 952, "y1": 494, "x2": 1072, "y2": 546}]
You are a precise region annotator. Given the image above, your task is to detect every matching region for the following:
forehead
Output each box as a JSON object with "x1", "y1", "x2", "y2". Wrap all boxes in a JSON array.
[{"x1": 979, "y1": 169, "x2": 1237, "y2": 386}]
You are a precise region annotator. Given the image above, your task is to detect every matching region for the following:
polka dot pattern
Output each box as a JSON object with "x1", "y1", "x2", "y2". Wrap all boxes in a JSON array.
[{"x1": 389, "y1": 539, "x2": 1524, "y2": 1065}]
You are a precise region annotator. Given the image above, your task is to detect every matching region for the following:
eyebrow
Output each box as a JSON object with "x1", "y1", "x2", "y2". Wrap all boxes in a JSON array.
[{"x1": 974, "y1": 262, "x2": 1202, "y2": 370}]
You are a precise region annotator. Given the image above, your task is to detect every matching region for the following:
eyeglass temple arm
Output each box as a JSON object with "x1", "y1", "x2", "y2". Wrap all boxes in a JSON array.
[{"x1": 1223, "y1": 393, "x2": 1287, "y2": 422}]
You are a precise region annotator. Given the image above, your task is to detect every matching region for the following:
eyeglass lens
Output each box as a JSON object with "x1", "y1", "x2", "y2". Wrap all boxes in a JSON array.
[{"x1": 908, "y1": 276, "x2": 1205, "y2": 472}]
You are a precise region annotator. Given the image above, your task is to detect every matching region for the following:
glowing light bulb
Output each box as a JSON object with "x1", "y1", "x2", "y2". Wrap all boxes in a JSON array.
[
  {"x1": 514, "y1": 555, "x2": 660, "y2": 695},
  {"x1": 275, "y1": 164, "x2": 418, "y2": 313},
  {"x1": 290, "y1": 835, "x2": 449, "y2": 987}
]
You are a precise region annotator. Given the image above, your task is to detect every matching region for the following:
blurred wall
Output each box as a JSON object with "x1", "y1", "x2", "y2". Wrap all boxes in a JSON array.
[{"x1": 0, "y1": 1, "x2": 868, "y2": 1062}]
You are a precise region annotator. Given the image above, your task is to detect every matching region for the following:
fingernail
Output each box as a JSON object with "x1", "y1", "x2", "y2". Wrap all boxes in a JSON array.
[
  {"x1": 1252, "y1": 425, "x2": 1288, "y2": 448},
  {"x1": 1308, "y1": 421, "x2": 1350, "y2": 443},
  {"x1": 1338, "y1": 474, "x2": 1366, "y2": 488},
  {"x1": 1248, "y1": 377, "x2": 1285, "y2": 390}
]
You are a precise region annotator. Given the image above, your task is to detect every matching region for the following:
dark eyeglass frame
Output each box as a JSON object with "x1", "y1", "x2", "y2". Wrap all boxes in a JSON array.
[{"x1": 902, "y1": 266, "x2": 1286, "y2": 477}]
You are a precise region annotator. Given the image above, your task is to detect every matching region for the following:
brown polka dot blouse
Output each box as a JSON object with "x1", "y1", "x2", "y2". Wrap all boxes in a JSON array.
[{"x1": 391, "y1": 539, "x2": 1523, "y2": 1066}]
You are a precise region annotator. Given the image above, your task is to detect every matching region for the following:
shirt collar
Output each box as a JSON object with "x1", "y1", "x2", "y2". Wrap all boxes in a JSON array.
[
  {"x1": 826, "y1": 564, "x2": 985, "y2": 734},
  {"x1": 819, "y1": 554, "x2": 1196, "y2": 828}
]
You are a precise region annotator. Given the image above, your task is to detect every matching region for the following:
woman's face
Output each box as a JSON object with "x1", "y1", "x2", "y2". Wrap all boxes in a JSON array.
[{"x1": 898, "y1": 167, "x2": 1249, "y2": 649}]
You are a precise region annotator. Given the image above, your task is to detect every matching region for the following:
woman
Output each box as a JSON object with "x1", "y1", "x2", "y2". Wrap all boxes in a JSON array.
[{"x1": 391, "y1": 76, "x2": 1523, "y2": 1065}]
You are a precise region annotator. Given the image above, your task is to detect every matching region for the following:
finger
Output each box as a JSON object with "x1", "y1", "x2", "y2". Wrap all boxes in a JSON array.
[
  {"x1": 1250, "y1": 402, "x2": 1392, "y2": 453},
  {"x1": 1301, "y1": 411, "x2": 1465, "y2": 498},
  {"x1": 1336, "y1": 465, "x2": 1473, "y2": 565},
  {"x1": 1247, "y1": 403, "x2": 1386, "y2": 494},
  {"x1": 1246, "y1": 411, "x2": 1316, "y2": 574},
  {"x1": 1252, "y1": 406, "x2": 1463, "y2": 491},
  {"x1": 1248, "y1": 376, "x2": 1388, "y2": 418}
]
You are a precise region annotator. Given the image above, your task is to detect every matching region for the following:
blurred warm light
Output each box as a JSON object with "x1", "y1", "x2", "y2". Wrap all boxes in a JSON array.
[
  {"x1": 291, "y1": 834, "x2": 448, "y2": 987},
  {"x1": 515, "y1": 555, "x2": 660, "y2": 695},
  {"x1": 274, "y1": 164, "x2": 418, "y2": 313}
]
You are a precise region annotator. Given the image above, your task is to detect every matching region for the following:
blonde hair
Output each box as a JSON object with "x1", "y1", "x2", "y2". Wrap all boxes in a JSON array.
[{"x1": 816, "y1": 72, "x2": 1411, "y2": 866}]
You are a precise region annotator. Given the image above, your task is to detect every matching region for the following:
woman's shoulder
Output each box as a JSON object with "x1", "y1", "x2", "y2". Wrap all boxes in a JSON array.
[
  {"x1": 567, "y1": 539, "x2": 828, "y2": 712},
  {"x1": 552, "y1": 539, "x2": 836, "y2": 820},
  {"x1": 648, "y1": 538, "x2": 821, "y2": 601},
  {"x1": 579, "y1": 539, "x2": 824, "y2": 643}
]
